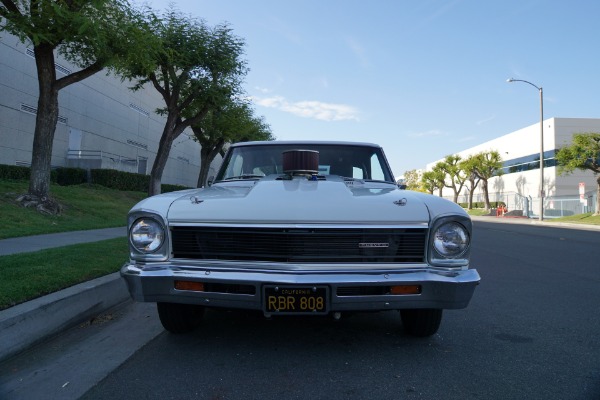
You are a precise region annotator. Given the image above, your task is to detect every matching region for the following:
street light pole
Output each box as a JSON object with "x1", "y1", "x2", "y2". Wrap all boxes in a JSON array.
[{"x1": 507, "y1": 78, "x2": 544, "y2": 221}]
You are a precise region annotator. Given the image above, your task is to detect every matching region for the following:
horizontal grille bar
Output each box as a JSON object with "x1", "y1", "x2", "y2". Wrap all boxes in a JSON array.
[{"x1": 171, "y1": 227, "x2": 427, "y2": 263}]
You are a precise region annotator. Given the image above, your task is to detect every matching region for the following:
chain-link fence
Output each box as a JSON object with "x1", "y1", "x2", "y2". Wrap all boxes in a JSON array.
[
  {"x1": 530, "y1": 192, "x2": 597, "y2": 219},
  {"x1": 448, "y1": 190, "x2": 598, "y2": 218}
]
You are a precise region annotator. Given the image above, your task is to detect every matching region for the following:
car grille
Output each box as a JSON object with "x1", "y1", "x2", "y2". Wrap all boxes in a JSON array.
[{"x1": 170, "y1": 227, "x2": 427, "y2": 263}]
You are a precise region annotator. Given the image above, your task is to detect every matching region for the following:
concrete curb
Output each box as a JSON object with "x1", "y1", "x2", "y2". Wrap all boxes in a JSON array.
[{"x1": 0, "y1": 272, "x2": 129, "y2": 363}]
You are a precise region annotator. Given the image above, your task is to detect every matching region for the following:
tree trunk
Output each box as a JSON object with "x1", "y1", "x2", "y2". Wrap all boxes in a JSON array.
[
  {"x1": 468, "y1": 184, "x2": 475, "y2": 209},
  {"x1": 148, "y1": 133, "x2": 176, "y2": 196},
  {"x1": 596, "y1": 176, "x2": 600, "y2": 216},
  {"x1": 196, "y1": 139, "x2": 225, "y2": 188},
  {"x1": 481, "y1": 179, "x2": 491, "y2": 210},
  {"x1": 29, "y1": 45, "x2": 59, "y2": 199},
  {"x1": 148, "y1": 115, "x2": 182, "y2": 196},
  {"x1": 197, "y1": 147, "x2": 212, "y2": 188}
]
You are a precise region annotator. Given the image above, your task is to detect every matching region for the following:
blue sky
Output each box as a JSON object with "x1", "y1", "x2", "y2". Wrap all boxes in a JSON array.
[{"x1": 144, "y1": 0, "x2": 600, "y2": 179}]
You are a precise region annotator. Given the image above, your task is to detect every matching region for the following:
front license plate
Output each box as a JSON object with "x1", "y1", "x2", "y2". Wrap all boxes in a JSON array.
[{"x1": 264, "y1": 285, "x2": 328, "y2": 314}]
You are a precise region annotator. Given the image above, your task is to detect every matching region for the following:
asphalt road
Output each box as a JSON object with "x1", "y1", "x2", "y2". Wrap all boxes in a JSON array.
[{"x1": 5, "y1": 221, "x2": 600, "y2": 400}]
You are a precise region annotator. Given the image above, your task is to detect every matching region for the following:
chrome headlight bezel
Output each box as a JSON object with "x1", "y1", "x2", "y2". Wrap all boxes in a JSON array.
[
  {"x1": 128, "y1": 212, "x2": 169, "y2": 261},
  {"x1": 428, "y1": 216, "x2": 471, "y2": 268}
]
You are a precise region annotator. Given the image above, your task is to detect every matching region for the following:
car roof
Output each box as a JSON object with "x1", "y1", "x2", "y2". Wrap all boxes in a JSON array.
[{"x1": 230, "y1": 140, "x2": 382, "y2": 148}]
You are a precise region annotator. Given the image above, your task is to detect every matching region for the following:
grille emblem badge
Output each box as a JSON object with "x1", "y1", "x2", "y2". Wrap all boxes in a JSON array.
[{"x1": 359, "y1": 243, "x2": 389, "y2": 248}]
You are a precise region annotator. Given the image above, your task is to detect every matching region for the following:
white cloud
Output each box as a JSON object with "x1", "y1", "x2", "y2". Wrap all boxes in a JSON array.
[
  {"x1": 254, "y1": 86, "x2": 271, "y2": 94},
  {"x1": 252, "y1": 95, "x2": 360, "y2": 122}
]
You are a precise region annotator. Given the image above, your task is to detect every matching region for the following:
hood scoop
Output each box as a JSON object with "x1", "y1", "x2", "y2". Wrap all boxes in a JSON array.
[{"x1": 282, "y1": 149, "x2": 320, "y2": 177}]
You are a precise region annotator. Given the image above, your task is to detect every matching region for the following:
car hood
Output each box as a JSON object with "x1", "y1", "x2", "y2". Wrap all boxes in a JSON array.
[{"x1": 134, "y1": 176, "x2": 464, "y2": 226}]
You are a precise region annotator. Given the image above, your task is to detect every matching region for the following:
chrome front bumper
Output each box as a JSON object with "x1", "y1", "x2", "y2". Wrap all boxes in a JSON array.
[{"x1": 121, "y1": 262, "x2": 480, "y2": 312}]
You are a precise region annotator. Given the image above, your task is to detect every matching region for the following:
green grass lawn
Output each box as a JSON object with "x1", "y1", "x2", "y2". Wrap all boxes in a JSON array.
[
  {"x1": 549, "y1": 212, "x2": 600, "y2": 225},
  {"x1": 464, "y1": 208, "x2": 490, "y2": 217},
  {"x1": 0, "y1": 180, "x2": 146, "y2": 239},
  {"x1": 0, "y1": 237, "x2": 128, "y2": 310},
  {"x1": 0, "y1": 180, "x2": 146, "y2": 309}
]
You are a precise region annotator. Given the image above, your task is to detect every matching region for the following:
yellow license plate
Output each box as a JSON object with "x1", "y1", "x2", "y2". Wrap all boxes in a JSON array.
[{"x1": 264, "y1": 286, "x2": 328, "y2": 314}]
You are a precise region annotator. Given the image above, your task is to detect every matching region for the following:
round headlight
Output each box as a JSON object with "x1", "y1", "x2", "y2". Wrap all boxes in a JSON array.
[
  {"x1": 130, "y1": 218, "x2": 165, "y2": 253},
  {"x1": 433, "y1": 222, "x2": 469, "y2": 258}
]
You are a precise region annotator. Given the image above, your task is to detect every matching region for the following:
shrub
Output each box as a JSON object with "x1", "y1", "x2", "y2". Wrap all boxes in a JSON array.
[
  {"x1": 1, "y1": 164, "x2": 191, "y2": 193},
  {"x1": 0, "y1": 164, "x2": 30, "y2": 181},
  {"x1": 90, "y1": 169, "x2": 149, "y2": 192},
  {"x1": 161, "y1": 183, "x2": 191, "y2": 193},
  {"x1": 54, "y1": 167, "x2": 88, "y2": 186}
]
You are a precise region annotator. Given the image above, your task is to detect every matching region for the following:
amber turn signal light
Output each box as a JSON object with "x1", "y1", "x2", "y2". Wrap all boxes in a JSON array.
[
  {"x1": 174, "y1": 280, "x2": 205, "y2": 292},
  {"x1": 390, "y1": 285, "x2": 421, "y2": 295}
]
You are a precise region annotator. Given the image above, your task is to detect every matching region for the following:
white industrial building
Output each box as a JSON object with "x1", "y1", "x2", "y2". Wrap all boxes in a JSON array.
[
  {"x1": 0, "y1": 32, "x2": 219, "y2": 188},
  {"x1": 426, "y1": 118, "x2": 600, "y2": 218}
]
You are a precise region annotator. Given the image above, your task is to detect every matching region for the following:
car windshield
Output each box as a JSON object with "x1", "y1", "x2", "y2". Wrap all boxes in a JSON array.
[{"x1": 215, "y1": 143, "x2": 395, "y2": 182}]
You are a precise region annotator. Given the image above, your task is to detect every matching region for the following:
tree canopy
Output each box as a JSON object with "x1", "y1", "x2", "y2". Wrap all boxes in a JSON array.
[
  {"x1": 125, "y1": 6, "x2": 248, "y2": 196},
  {"x1": 418, "y1": 150, "x2": 502, "y2": 209},
  {"x1": 459, "y1": 155, "x2": 481, "y2": 210},
  {"x1": 469, "y1": 150, "x2": 503, "y2": 210},
  {"x1": 556, "y1": 132, "x2": 600, "y2": 215},
  {"x1": 191, "y1": 99, "x2": 273, "y2": 187},
  {"x1": 436, "y1": 154, "x2": 467, "y2": 203},
  {"x1": 0, "y1": 0, "x2": 144, "y2": 213},
  {"x1": 401, "y1": 169, "x2": 422, "y2": 191},
  {"x1": 421, "y1": 168, "x2": 445, "y2": 196}
]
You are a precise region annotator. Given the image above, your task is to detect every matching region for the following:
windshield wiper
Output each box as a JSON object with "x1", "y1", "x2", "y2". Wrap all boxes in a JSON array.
[
  {"x1": 363, "y1": 179, "x2": 395, "y2": 184},
  {"x1": 343, "y1": 177, "x2": 394, "y2": 184},
  {"x1": 222, "y1": 174, "x2": 264, "y2": 181}
]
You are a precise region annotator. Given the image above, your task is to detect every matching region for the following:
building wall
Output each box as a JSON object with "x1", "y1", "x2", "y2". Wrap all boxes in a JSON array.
[
  {"x1": 0, "y1": 33, "x2": 221, "y2": 188},
  {"x1": 426, "y1": 117, "x2": 600, "y2": 203}
]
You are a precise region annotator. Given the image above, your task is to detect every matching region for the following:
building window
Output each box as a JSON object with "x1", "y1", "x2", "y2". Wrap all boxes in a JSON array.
[{"x1": 502, "y1": 150, "x2": 556, "y2": 174}]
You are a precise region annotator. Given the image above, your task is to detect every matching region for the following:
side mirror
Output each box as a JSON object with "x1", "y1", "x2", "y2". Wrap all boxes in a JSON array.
[
  {"x1": 207, "y1": 176, "x2": 214, "y2": 187},
  {"x1": 398, "y1": 184, "x2": 407, "y2": 190}
]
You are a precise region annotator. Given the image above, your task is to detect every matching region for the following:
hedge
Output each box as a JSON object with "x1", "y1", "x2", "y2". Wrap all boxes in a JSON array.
[
  {"x1": 54, "y1": 167, "x2": 88, "y2": 186},
  {"x1": 0, "y1": 164, "x2": 190, "y2": 193},
  {"x1": 90, "y1": 168, "x2": 149, "y2": 192},
  {"x1": 0, "y1": 164, "x2": 31, "y2": 181}
]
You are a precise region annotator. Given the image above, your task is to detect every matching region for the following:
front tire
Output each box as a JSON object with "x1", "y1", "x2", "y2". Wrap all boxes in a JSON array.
[
  {"x1": 157, "y1": 302, "x2": 205, "y2": 333},
  {"x1": 400, "y1": 309, "x2": 443, "y2": 337}
]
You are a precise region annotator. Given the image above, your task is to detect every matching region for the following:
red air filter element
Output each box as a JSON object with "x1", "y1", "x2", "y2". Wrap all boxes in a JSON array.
[{"x1": 282, "y1": 150, "x2": 319, "y2": 174}]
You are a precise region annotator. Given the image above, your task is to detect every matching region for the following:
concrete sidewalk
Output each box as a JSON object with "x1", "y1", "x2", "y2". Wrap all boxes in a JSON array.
[
  {"x1": 0, "y1": 227, "x2": 129, "y2": 362},
  {"x1": 0, "y1": 227, "x2": 127, "y2": 256}
]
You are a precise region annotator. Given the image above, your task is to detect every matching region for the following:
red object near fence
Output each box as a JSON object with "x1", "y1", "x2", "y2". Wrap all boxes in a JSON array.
[{"x1": 496, "y1": 205, "x2": 507, "y2": 216}]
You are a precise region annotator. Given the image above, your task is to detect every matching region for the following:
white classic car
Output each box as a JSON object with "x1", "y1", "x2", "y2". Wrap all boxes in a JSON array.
[{"x1": 121, "y1": 141, "x2": 480, "y2": 337}]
